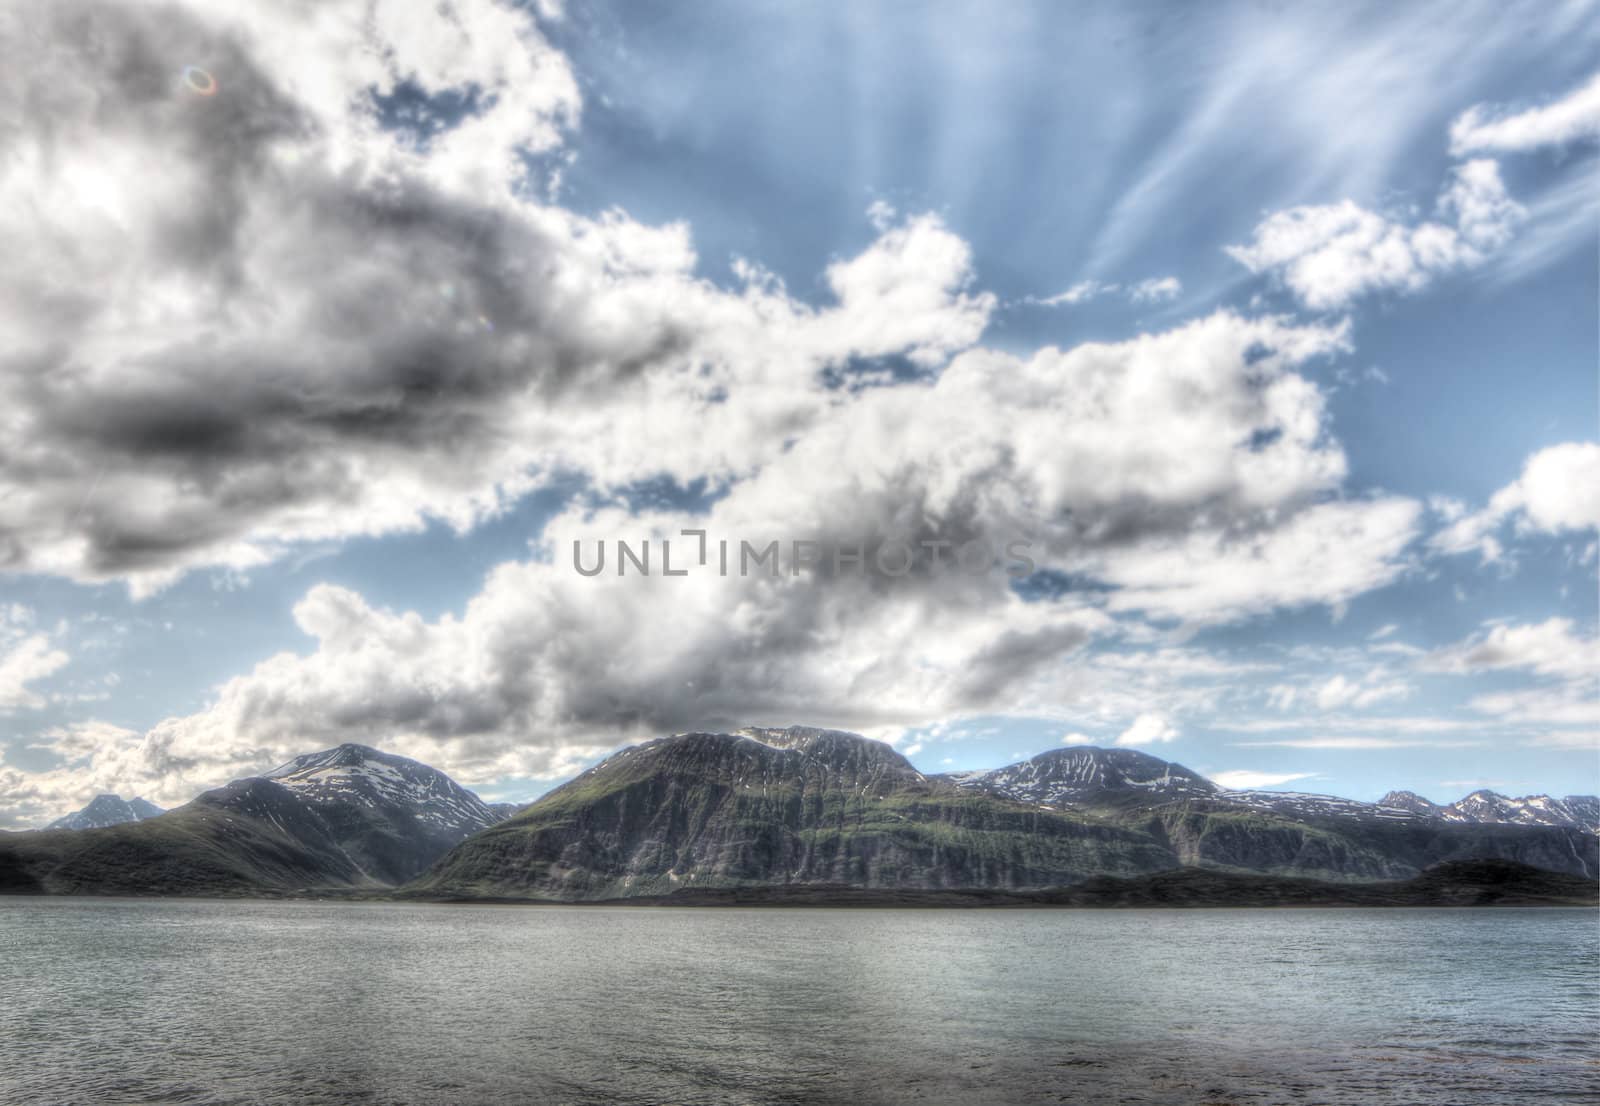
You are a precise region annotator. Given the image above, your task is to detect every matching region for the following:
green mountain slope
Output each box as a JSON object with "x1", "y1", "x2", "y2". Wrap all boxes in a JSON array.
[{"x1": 0, "y1": 779, "x2": 371, "y2": 896}]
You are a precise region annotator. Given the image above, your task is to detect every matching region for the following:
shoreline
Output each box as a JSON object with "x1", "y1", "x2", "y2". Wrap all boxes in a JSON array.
[{"x1": 7, "y1": 860, "x2": 1595, "y2": 909}]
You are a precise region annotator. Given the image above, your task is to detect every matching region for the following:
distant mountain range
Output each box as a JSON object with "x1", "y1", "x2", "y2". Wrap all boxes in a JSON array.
[
  {"x1": 3, "y1": 728, "x2": 1595, "y2": 902},
  {"x1": 946, "y1": 746, "x2": 1600, "y2": 831}
]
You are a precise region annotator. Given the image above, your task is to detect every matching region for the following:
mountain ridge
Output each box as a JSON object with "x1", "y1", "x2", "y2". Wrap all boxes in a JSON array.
[
  {"x1": 410, "y1": 729, "x2": 1598, "y2": 900},
  {"x1": 3, "y1": 744, "x2": 516, "y2": 894},
  {"x1": 5, "y1": 729, "x2": 1595, "y2": 900}
]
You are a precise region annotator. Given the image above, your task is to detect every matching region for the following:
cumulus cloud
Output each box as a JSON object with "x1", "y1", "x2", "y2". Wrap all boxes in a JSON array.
[
  {"x1": 1420, "y1": 617, "x2": 1599, "y2": 736},
  {"x1": 1450, "y1": 72, "x2": 1600, "y2": 155},
  {"x1": 1226, "y1": 160, "x2": 1525, "y2": 309},
  {"x1": 0, "y1": 0, "x2": 1454, "y2": 812},
  {"x1": 1097, "y1": 498, "x2": 1421, "y2": 624},
  {"x1": 0, "y1": 0, "x2": 996, "y2": 596},
  {"x1": 1422, "y1": 617, "x2": 1597, "y2": 680},
  {"x1": 0, "y1": 630, "x2": 68, "y2": 710},
  {"x1": 23, "y1": 305, "x2": 1431, "y2": 802},
  {"x1": 1430, "y1": 442, "x2": 1600, "y2": 562}
]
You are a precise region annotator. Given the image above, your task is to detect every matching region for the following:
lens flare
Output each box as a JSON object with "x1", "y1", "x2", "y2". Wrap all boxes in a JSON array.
[{"x1": 182, "y1": 66, "x2": 217, "y2": 97}]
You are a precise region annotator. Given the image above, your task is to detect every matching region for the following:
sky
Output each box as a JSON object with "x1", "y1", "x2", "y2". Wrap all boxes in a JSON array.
[{"x1": 0, "y1": 0, "x2": 1596, "y2": 827}]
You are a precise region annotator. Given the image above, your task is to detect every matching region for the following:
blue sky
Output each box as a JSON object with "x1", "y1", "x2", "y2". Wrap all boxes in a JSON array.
[{"x1": 0, "y1": 0, "x2": 1595, "y2": 825}]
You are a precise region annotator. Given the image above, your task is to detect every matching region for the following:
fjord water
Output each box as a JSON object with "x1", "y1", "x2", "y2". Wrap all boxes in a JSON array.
[{"x1": 2, "y1": 900, "x2": 1594, "y2": 1105}]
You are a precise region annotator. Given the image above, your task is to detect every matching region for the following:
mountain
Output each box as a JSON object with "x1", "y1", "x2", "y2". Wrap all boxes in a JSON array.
[
  {"x1": 44, "y1": 794, "x2": 164, "y2": 831},
  {"x1": 263, "y1": 744, "x2": 510, "y2": 884},
  {"x1": 949, "y1": 747, "x2": 1216, "y2": 806},
  {"x1": 1430, "y1": 790, "x2": 1600, "y2": 830},
  {"x1": 1, "y1": 744, "x2": 515, "y2": 895},
  {"x1": 2, "y1": 778, "x2": 370, "y2": 895},
  {"x1": 1376, "y1": 790, "x2": 1444, "y2": 818},
  {"x1": 953, "y1": 747, "x2": 1599, "y2": 833},
  {"x1": 948, "y1": 745, "x2": 1596, "y2": 881},
  {"x1": 5, "y1": 732, "x2": 1594, "y2": 900},
  {"x1": 408, "y1": 727, "x2": 1179, "y2": 901},
  {"x1": 408, "y1": 729, "x2": 1599, "y2": 901}
]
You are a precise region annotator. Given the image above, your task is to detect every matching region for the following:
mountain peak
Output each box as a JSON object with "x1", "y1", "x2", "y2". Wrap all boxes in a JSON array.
[
  {"x1": 45, "y1": 793, "x2": 165, "y2": 831},
  {"x1": 953, "y1": 745, "x2": 1216, "y2": 807},
  {"x1": 735, "y1": 725, "x2": 878, "y2": 751},
  {"x1": 1378, "y1": 790, "x2": 1442, "y2": 814}
]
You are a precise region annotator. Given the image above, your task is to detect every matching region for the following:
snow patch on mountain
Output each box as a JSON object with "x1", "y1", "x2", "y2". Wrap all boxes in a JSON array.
[
  {"x1": 44, "y1": 794, "x2": 164, "y2": 831},
  {"x1": 265, "y1": 743, "x2": 502, "y2": 834}
]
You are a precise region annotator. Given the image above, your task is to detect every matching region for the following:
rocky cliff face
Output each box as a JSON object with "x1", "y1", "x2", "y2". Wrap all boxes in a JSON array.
[{"x1": 409, "y1": 728, "x2": 1178, "y2": 900}]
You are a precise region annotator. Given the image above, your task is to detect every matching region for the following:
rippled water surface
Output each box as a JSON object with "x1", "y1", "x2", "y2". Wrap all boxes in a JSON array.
[{"x1": 1, "y1": 899, "x2": 1595, "y2": 1104}]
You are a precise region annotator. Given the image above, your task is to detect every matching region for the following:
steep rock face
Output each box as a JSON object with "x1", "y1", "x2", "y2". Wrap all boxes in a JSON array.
[
  {"x1": 44, "y1": 794, "x2": 164, "y2": 831},
  {"x1": 1147, "y1": 807, "x2": 1597, "y2": 882},
  {"x1": 264, "y1": 744, "x2": 507, "y2": 883},
  {"x1": 410, "y1": 728, "x2": 1179, "y2": 900}
]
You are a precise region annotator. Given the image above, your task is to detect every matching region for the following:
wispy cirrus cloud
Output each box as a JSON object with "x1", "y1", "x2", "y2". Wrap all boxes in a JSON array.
[
  {"x1": 1020, "y1": 275, "x2": 1182, "y2": 308},
  {"x1": 1232, "y1": 737, "x2": 1489, "y2": 750},
  {"x1": 1450, "y1": 71, "x2": 1600, "y2": 155}
]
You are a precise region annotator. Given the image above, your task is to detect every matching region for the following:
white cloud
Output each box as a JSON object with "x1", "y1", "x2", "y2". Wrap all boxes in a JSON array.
[
  {"x1": 1467, "y1": 685, "x2": 1600, "y2": 727},
  {"x1": 1233, "y1": 737, "x2": 1488, "y2": 750},
  {"x1": 1099, "y1": 497, "x2": 1421, "y2": 624},
  {"x1": 1523, "y1": 729, "x2": 1600, "y2": 749},
  {"x1": 1060, "y1": 732, "x2": 1097, "y2": 746},
  {"x1": 1023, "y1": 276, "x2": 1181, "y2": 308},
  {"x1": 1212, "y1": 769, "x2": 1315, "y2": 790},
  {"x1": 1450, "y1": 72, "x2": 1600, "y2": 155},
  {"x1": 1422, "y1": 617, "x2": 1598, "y2": 680},
  {"x1": 5, "y1": 301, "x2": 1439, "y2": 803},
  {"x1": 0, "y1": 0, "x2": 999, "y2": 596},
  {"x1": 1225, "y1": 160, "x2": 1525, "y2": 310},
  {"x1": 1031, "y1": 280, "x2": 1112, "y2": 306},
  {"x1": 1128, "y1": 276, "x2": 1182, "y2": 303},
  {"x1": 1311, "y1": 673, "x2": 1412, "y2": 711},
  {"x1": 0, "y1": 636, "x2": 70, "y2": 712},
  {"x1": 1430, "y1": 442, "x2": 1600, "y2": 562},
  {"x1": 1114, "y1": 713, "x2": 1179, "y2": 746},
  {"x1": 1527, "y1": 731, "x2": 1599, "y2": 750}
]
